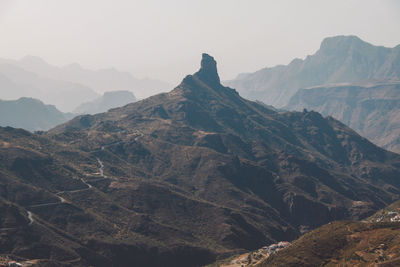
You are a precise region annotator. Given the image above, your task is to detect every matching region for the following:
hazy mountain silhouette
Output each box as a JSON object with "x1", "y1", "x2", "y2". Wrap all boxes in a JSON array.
[
  {"x1": 74, "y1": 90, "x2": 137, "y2": 115},
  {"x1": 0, "y1": 97, "x2": 73, "y2": 131},
  {"x1": 0, "y1": 61, "x2": 99, "y2": 112},
  {"x1": 8, "y1": 55, "x2": 172, "y2": 99},
  {"x1": 226, "y1": 35, "x2": 400, "y2": 107},
  {"x1": 286, "y1": 81, "x2": 400, "y2": 153}
]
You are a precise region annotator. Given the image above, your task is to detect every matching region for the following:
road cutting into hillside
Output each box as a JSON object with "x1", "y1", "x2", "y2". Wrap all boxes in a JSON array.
[{"x1": 15, "y1": 158, "x2": 111, "y2": 230}]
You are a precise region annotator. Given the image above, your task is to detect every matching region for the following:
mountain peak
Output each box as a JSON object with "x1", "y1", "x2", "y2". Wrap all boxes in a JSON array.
[
  {"x1": 319, "y1": 35, "x2": 369, "y2": 53},
  {"x1": 195, "y1": 53, "x2": 220, "y2": 85}
]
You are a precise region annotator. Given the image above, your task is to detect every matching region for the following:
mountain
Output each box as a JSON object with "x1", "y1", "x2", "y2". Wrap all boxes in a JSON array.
[
  {"x1": 5, "y1": 55, "x2": 171, "y2": 100},
  {"x1": 226, "y1": 35, "x2": 400, "y2": 107},
  {"x1": 0, "y1": 97, "x2": 74, "y2": 132},
  {"x1": 286, "y1": 81, "x2": 400, "y2": 153},
  {"x1": 259, "y1": 201, "x2": 400, "y2": 267},
  {"x1": 259, "y1": 220, "x2": 400, "y2": 266},
  {"x1": 0, "y1": 61, "x2": 99, "y2": 112},
  {"x1": 74, "y1": 91, "x2": 137, "y2": 115},
  {"x1": 1, "y1": 54, "x2": 400, "y2": 266},
  {"x1": 48, "y1": 54, "x2": 400, "y2": 259}
]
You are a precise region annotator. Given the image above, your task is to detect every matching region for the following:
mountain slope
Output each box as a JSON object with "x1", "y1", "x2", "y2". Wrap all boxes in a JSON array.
[
  {"x1": 258, "y1": 220, "x2": 400, "y2": 267},
  {"x1": 0, "y1": 97, "x2": 74, "y2": 131},
  {"x1": 226, "y1": 35, "x2": 400, "y2": 107},
  {"x1": 286, "y1": 81, "x2": 400, "y2": 153},
  {"x1": 74, "y1": 90, "x2": 137, "y2": 115},
  {"x1": 0, "y1": 126, "x2": 216, "y2": 266},
  {"x1": 368, "y1": 199, "x2": 400, "y2": 223},
  {"x1": 259, "y1": 201, "x2": 400, "y2": 266}
]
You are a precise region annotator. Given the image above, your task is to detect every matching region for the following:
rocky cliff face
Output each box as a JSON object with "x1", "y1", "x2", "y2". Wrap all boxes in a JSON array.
[
  {"x1": 286, "y1": 81, "x2": 400, "y2": 153},
  {"x1": 226, "y1": 35, "x2": 400, "y2": 107}
]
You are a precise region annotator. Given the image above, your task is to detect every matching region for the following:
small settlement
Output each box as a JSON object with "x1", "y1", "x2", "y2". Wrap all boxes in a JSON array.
[{"x1": 221, "y1": 241, "x2": 291, "y2": 267}]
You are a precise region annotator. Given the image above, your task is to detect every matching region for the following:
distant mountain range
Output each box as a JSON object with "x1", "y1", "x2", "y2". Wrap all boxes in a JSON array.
[
  {"x1": 13, "y1": 56, "x2": 171, "y2": 99},
  {"x1": 0, "y1": 91, "x2": 137, "y2": 132},
  {"x1": 0, "y1": 62, "x2": 99, "y2": 112},
  {"x1": 74, "y1": 90, "x2": 137, "y2": 115},
  {"x1": 226, "y1": 35, "x2": 400, "y2": 108},
  {"x1": 286, "y1": 81, "x2": 400, "y2": 153},
  {"x1": 0, "y1": 97, "x2": 73, "y2": 131},
  {"x1": 0, "y1": 56, "x2": 171, "y2": 112}
]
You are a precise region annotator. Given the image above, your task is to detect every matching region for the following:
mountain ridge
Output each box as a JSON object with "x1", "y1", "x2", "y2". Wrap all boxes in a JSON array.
[{"x1": 226, "y1": 35, "x2": 400, "y2": 107}]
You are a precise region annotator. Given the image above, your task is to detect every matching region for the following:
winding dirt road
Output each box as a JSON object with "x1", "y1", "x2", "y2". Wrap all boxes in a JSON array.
[
  {"x1": 27, "y1": 211, "x2": 33, "y2": 225},
  {"x1": 1, "y1": 158, "x2": 108, "y2": 231}
]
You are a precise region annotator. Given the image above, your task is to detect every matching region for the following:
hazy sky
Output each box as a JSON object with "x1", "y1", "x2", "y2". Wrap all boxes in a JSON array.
[{"x1": 0, "y1": 0, "x2": 399, "y2": 84}]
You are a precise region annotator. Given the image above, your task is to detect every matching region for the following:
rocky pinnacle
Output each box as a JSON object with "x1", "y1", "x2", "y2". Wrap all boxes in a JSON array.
[{"x1": 195, "y1": 53, "x2": 221, "y2": 86}]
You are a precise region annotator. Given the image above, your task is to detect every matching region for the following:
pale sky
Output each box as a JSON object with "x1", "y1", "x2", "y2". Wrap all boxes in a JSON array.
[{"x1": 0, "y1": 0, "x2": 399, "y2": 84}]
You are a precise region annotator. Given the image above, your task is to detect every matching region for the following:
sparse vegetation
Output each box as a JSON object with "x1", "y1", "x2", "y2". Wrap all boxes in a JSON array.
[{"x1": 258, "y1": 220, "x2": 400, "y2": 266}]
